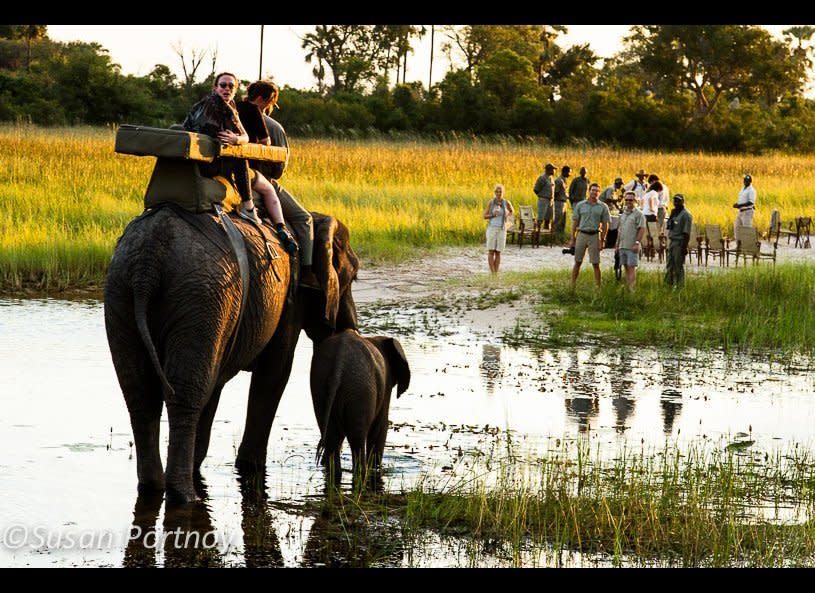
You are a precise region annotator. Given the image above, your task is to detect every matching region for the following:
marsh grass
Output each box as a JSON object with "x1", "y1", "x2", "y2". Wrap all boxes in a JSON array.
[
  {"x1": 3, "y1": 124, "x2": 815, "y2": 291},
  {"x1": 499, "y1": 264, "x2": 815, "y2": 354},
  {"x1": 305, "y1": 439, "x2": 815, "y2": 567}
]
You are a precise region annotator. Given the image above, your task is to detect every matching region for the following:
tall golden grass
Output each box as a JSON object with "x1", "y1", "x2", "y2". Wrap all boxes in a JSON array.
[{"x1": 1, "y1": 124, "x2": 813, "y2": 290}]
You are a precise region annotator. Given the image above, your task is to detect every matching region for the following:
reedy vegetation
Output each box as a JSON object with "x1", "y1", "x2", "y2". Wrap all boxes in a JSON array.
[{"x1": 1, "y1": 125, "x2": 813, "y2": 290}]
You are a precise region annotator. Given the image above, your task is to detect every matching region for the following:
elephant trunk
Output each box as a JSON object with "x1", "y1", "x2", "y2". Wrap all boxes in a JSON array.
[{"x1": 134, "y1": 288, "x2": 175, "y2": 399}]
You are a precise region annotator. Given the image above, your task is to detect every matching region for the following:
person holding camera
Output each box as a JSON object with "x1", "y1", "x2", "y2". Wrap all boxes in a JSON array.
[
  {"x1": 615, "y1": 191, "x2": 646, "y2": 291},
  {"x1": 483, "y1": 184, "x2": 514, "y2": 274},
  {"x1": 569, "y1": 183, "x2": 610, "y2": 289},
  {"x1": 665, "y1": 194, "x2": 693, "y2": 288}
]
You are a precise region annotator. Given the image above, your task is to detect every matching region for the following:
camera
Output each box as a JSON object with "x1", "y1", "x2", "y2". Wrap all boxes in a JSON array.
[{"x1": 562, "y1": 246, "x2": 575, "y2": 255}]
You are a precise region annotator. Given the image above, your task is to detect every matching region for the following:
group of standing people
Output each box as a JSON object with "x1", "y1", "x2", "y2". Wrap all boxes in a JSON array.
[
  {"x1": 533, "y1": 164, "x2": 592, "y2": 234},
  {"x1": 484, "y1": 164, "x2": 758, "y2": 290}
]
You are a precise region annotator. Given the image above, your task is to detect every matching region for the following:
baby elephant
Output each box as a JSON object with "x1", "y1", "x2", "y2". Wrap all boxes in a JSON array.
[{"x1": 310, "y1": 329, "x2": 411, "y2": 483}]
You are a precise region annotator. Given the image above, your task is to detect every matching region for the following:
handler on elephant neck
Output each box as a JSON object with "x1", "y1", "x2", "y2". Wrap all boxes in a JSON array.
[{"x1": 237, "y1": 79, "x2": 320, "y2": 290}]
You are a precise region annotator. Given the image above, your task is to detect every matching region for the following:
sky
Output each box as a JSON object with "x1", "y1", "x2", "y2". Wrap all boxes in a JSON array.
[{"x1": 47, "y1": 25, "x2": 801, "y2": 91}]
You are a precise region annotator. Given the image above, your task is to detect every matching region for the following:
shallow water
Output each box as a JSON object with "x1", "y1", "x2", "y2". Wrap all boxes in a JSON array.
[{"x1": 0, "y1": 298, "x2": 813, "y2": 567}]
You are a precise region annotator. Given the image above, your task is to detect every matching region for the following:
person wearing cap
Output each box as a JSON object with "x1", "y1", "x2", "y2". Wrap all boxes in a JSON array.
[
  {"x1": 733, "y1": 174, "x2": 757, "y2": 239},
  {"x1": 553, "y1": 165, "x2": 571, "y2": 235},
  {"x1": 568, "y1": 167, "x2": 590, "y2": 209},
  {"x1": 569, "y1": 183, "x2": 611, "y2": 289},
  {"x1": 624, "y1": 169, "x2": 648, "y2": 201},
  {"x1": 533, "y1": 163, "x2": 556, "y2": 230},
  {"x1": 648, "y1": 174, "x2": 670, "y2": 229},
  {"x1": 615, "y1": 191, "x2": 646, "y2": 291},
  {"x1": 599, "y1": 177, "x2": 624, "y2": 212},
  {"x1": 665, "y1": 194, "x2": 693, "y2": 288},
  {"x1": 237, "y1": 79, "x2": 320, "y2": 289}
]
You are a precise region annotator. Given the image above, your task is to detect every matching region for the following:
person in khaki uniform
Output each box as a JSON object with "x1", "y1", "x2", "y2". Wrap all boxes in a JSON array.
[
  {"x1": 569, "y1": 183, "x2": 611, "y2": 289},
  {"x1": 553, "y1": 165, "x2": 571, "y2": 235},
  {"x1": 665, "y1": 194, "x2": 693, "y2": 288},
  {"x1": 568, "y1": 166, "x2": 590, "y2": 209},
  {"x1": 614, "y1": 191, "x2": 647, "y2": 291},
  {"x1": 533, "y1": 163, "x2": 556, "y2": 230}
]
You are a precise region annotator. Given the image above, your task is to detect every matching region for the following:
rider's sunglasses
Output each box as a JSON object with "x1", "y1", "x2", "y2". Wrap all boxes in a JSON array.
[{"x1": 218, "y1": 82, "x2": 235, "y2": 89}]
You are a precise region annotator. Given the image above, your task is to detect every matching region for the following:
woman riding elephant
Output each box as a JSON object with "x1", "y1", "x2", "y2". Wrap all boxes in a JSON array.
[
  {"x1": 104, "y1": 206, "x2": 359, "y2": 504},
  {"x1": 182, "y1": 71, "x2": 297, "y2": 254}
]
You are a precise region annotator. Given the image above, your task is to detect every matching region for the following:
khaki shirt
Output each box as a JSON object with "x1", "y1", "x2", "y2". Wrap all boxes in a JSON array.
[
  {"x1": 554, "y1": 176, "x2": 569, "y2": 202},
  {"x1": 617, "y1": 207, "x2": 646, "y2": 249},
  {"x1": 534, "y1": 174, "x2": 554, "y2": 200},
  {"x1": 572, "y1": 200, "x2": 611, "y2": 232},
  {"x1": 667, "y1": 208, "x2": 693, "y2": 241},
  {"x1": 569, "y1": 176, "x2": 589, "y2": 204}
]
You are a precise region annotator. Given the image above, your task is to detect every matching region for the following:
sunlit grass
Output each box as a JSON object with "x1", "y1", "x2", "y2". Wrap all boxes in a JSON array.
[
  {"x1": 1, "y1": 124, "x2": 814, "y2": 290},
  {"x1": 496, "y1": 264, "x2": 815, "y2": 354},
  {"x1": 285, "y1": 437, "x2": 815, "y2": 567}
]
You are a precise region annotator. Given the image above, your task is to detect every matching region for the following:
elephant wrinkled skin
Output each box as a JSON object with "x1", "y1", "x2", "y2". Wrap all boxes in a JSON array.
[
  {"x1": 104, "y1": 207, "x2": 359, "y2": 503},
  {"x1": 311, "y1": 329, "x2": 410, "y2": 483}
]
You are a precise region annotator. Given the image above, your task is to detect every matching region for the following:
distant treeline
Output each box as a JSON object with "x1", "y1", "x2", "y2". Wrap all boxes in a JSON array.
[{"x1": 4, "y1": 25, "x2": 815, "y2": 153}]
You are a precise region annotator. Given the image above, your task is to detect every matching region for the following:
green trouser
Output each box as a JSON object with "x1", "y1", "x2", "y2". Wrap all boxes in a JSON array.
[
  {"x1": 665, "y1": 242, "x2": 685, "y2": 287},
  {"x1": 553, "y1": 200, "x2": 567, "y2": 234},
  {"x1": 271, "y1": 180, "x2": 314, "y2": 267}
]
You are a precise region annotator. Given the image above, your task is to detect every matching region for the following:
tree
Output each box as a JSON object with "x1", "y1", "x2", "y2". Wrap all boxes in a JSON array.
[
  {"x1": 476, "y1": 49, "x2": 540, "y2": 109},
  {"x1": 301, "y1": 25, "x2": 391, "y2": 94},
  {"x1": 0, "y1": 25, "x2": 48, "y2": 72},
  {"x1": 627, "y1": 25, "x2": 808, "y2": 120},
  {"x1": 443, "y1": 25, "x2": 560, "y2": 80}
]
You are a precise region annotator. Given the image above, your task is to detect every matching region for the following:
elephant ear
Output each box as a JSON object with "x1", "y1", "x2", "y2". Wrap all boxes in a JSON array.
[
  {"x1": 311, "y1": 214, "x2": 341, "y2": 328},
  {"x1": 384, "y1": 338, "x2": 411, "y2": 397}
]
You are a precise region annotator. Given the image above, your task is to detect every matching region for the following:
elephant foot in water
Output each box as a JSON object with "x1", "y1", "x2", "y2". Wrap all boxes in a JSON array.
[
  {"x1": 165, "y1": 485, "x2": 202, "y2": 505},
  {"x1": 235, "y1": 448, "x2": 268, "y2": 475},
  {"x1": 137, "y1": 479, "x2": 165, "y2": 496}
]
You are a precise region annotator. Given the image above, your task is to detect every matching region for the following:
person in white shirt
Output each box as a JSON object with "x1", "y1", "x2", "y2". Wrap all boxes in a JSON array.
[
  {"x1": 733, "y1": 174, "x2": 757, "y2": 238},
  {"x1": 648, "y1": 174, "x2": 670, "y2": 229},
  {"x1": 624, "y1": 169, "x2": 648, "y2": 201},
  {"x1": 640, "y1": 181, "x2": 660, "y2": 223}
]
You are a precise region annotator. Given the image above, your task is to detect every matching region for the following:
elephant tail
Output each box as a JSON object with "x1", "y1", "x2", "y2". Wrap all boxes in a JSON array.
[{"x1": 133, "y1": 289, "x2": 175, "y2": 399}]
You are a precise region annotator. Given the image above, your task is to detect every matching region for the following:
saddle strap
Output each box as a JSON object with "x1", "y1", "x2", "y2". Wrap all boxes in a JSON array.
[{"x1": 214, "y1": 204, "x2": 250, "y2": 366}]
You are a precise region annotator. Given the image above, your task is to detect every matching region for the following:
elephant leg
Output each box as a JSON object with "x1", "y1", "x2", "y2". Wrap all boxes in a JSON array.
[
  {"x1": 236, "y1": 311, "x2": 300, "y2": 472},
  {"x1": 194, "y1": 384, "x2": 225, "y2": 474},
  {"x1": 130, "y1": 400, "x2": 165, "y2": 494},
  {"x1": 348, "y1": 434, "x2": 368, "y2": 490},
  {"x1": 165, "y1": 401, "x2": 204, "y2": 505},
  {"x1": 367, "y1": 412, "x2": 389, "y2": 473},
  {"x1": 112, "y1": 336, "x2": 165, "y2": 492},
  {"x1": 324, "y1": 449, "x2": 342, "y2": 488},
  {"x1": 321, "y1": 419, "x2": 345, "y2": 487}
]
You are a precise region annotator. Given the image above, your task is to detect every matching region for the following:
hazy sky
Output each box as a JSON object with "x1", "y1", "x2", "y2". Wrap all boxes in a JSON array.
[{"x1": 47, "y1": 25, "x2": 799, "y2": 91}]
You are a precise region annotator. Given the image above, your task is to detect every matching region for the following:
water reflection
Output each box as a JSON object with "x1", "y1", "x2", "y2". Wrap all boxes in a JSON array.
[
  {"x1": 564, "y1": 350, "x2": 600, "y2": 432},
  {"x1": 238, "y1": 472, "x2": 284, "y2": 568},
  {"x1": 610, "y1": 352, "x2": 636, "y2": 432},
  {"x1": 4, "y1": 298, "x2": 815, "y2": 567},
  {"x1": 480, "y1": 344, "x2": 502, "y2": 393},
  {"x1": 123, "y1": 492, "x2": 224, "y2": 568},
  {"x1": 123, "y1": 492, "x2": 163, "y2": 568},
  {"x1": 660, "y1": 355, "x2": 684, "y2": 435},
  {"x1": 301, "y1": 498, "x2": 404, "y2": 567}
]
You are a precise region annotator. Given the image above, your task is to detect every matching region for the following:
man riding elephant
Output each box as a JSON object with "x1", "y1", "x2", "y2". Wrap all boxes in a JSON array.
[{"x1": 236, "y1": 79, "x2": 320, "y2": 289}]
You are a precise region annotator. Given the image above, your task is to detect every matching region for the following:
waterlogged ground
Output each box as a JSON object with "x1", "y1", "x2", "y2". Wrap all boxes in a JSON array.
[{"x1": 1, "y1": 252, "x2": 815, "y2": 567}]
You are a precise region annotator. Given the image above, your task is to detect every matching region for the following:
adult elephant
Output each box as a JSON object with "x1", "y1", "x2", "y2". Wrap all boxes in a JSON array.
[{"x1": 104, "y1": 205, "x2": 359, "y2": 503}]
